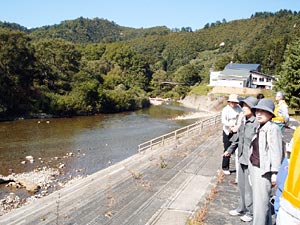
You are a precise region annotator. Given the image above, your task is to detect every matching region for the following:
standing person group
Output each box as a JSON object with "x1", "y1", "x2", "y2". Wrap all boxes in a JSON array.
[
  {"x1": 224, "y1": 92, "x2": 296, "y2": 225},
  {"x1": 225, "y1": 96, "x2": 259, "y2": 222}
]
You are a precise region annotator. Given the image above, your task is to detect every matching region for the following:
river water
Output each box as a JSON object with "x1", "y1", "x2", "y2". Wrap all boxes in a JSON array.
[{"x1": 0, "y1": 103, "x2": 198, "y2": 180}]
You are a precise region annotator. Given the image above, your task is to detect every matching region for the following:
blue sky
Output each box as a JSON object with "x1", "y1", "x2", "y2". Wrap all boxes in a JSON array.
[{"x1": 1, "y1": 0, "x2": 300, "y2": 30}]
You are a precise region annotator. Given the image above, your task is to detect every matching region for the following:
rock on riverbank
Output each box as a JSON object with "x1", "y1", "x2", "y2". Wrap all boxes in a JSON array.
[
  {"x1": 0, "y1": 167, "x2": 84, "y2": 216},
  {"x1": 172, "y1": 94, "x2": 227, "y2": 120},
  {"x1": 179, "y1": 94, "x2": 227, "y2": 112}
]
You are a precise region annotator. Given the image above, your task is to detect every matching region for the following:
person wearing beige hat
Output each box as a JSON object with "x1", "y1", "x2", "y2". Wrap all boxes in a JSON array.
[{"x1": 221, "y1": 93, "x2": 242, "y2": 175}]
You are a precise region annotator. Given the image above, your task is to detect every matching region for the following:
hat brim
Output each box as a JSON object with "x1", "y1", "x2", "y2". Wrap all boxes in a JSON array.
[
  {"x1": 253, "y1": 106, "x2": 275, "y2": 117},
  {"x1": 227, "y1": 99, "x2": 239, "y2": 103},
  {"x1": 240, "y1": 99, "x2": 256, "y2": 109}
]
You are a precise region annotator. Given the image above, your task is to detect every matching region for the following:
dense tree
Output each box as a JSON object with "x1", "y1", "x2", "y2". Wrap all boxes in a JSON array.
[
  {"x1": 33, "y1": 38, "x2": 81, "y2": 93},
  {"x1": 276, "y1": 39, "x2": 300, "y2": 108},
  {"x1": 173, "y1": 64, "x2": 201, "y2": 86},
  {"x1": 1, "y1": 9, "x2": 300, "y2": 119},
  {"x1": 214, "y1": 55, "x2": 232, "y2": 71},
  {"x1": 28, "y1": 17, "x2": 170, "y2": 44},
  {"x1": 0, "y1": 28, "x2": 36, "y2": 116},
  {"x1": 102, "y1": 43, "x2": 152, "y2": 90}
]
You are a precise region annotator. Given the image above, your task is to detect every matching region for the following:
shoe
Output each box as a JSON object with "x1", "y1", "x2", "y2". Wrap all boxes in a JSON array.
[
  {"x1": 229, "y1": 209, "x2": 243, "y2": 216},
  {"x1": 240, "y1": 214, "x2": 252, "y2": 222},
  {"x1": 223, "y1": 170, "x2": 230, "y2": 175}
]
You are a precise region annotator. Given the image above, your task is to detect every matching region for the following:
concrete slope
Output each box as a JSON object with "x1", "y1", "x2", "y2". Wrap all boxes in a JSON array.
[{"x1": 0, "y1": 125, "x2": 222, "y2": 225}]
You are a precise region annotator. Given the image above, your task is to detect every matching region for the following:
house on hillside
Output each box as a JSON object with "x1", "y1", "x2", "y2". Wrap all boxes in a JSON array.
[{"x1": 209, "y1": 63, "x2": 275, "y2": 89}]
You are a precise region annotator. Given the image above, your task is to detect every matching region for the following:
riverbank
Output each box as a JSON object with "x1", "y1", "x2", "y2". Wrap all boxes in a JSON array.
[
  {"x1": 0, "y1": 103, "x2": 207, "y2": 217},
  {"x1": 0, "y1": 95, "x2": 223, "y2": 217},
  {"x1": 170, "y1": 94, "x2": 226, "y2": 120},
  {"x1": 0, "y1": 162, "x2": 84, "y2": 216},
  {"x1": 0, "y1": 115, "x2": 223, "y2": 224}
]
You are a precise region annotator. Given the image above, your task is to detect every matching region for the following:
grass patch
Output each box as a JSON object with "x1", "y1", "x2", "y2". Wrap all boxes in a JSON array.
[{"x1": 189, "y1": 85, "x2": 213, "y2": 96}]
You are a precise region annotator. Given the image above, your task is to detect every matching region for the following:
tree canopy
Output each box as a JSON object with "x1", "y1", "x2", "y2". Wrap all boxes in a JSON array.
[
  {"x1": 1, "y1": 9, "x2": 300, "y2": 119},
  {"x1": 276, "y1": 39, "x2": 300, "y2": 108}
]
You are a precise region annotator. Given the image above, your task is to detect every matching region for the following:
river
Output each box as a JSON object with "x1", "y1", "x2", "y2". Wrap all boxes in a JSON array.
[{"x1": 0, "y1": 102, "x2": 199, "y2": 198}]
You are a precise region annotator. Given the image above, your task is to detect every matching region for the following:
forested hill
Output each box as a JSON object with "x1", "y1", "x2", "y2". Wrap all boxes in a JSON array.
[
  {"x1": 0, "y1": 10, "x2": 300, "y2": 119},
  {"x1": 1, "y1": 17, "x2": 171, "y2": 43}
]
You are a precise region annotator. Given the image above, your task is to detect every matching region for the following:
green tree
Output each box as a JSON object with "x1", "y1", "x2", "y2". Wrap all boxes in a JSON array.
[
  {"x1": 33, "y1": 38, "x2": 81, "y2": 94},
  {"x1": 173, "y1": 64, "x2": 201, "y2": 86},
  {"x1": 0, "y1": 29, "x2": 36, "y2": 116},
  {"x1": 214, "y1": 55, "x2": 231, "y2": 71},
  {"x1": 103, "y1": 43, "x2": 152, "y2": 90},
  {"x1": 276, "y1": 39, "x2": 300, "y2": 108}
]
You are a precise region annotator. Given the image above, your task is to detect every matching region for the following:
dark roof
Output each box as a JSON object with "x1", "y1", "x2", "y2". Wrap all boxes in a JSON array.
[
  {"x1": 224, "y1": 63, "x2": 260, "y2": 71},
  {"x1": 220, "y1": 69, "x2": 250, "y2": 77},
  {"x1": 250, "y1": 70, "x2": 275, "y2": 79}
]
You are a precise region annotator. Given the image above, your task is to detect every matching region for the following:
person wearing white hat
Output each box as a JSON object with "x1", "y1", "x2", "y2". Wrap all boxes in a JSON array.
[{"x1": 221, "y1": 93, "x2": 242, "y2": 175}]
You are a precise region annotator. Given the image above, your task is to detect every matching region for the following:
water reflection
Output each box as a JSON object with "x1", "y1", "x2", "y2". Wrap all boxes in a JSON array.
[{"x1": 0, "y1": 103, "x2": 196, "y2": 177}]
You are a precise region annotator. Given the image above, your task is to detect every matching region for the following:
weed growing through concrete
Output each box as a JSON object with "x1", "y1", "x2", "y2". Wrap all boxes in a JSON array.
[
  {"x1": 106, "y1": 194, "x2": 116, "y2": 207},
  {"x1": 129, "y1": 170, "x2": 143, "y2": 180},
  {"x1": 104, "y1": 210, "x2": 114, "y2": 218},
  {"x1": 159, "y1": 155, "x2": 168, "y2": 168}
]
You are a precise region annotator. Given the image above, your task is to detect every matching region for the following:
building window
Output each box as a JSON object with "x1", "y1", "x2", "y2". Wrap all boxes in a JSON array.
[
  {"x1": 267, "y1": 78, "x2": 272, "y2": 82},
  {"x1": 259, "y1": 77, "x2": 264, "y2": 82},
  {"x1": 253, "y1": 77, "x2": 257, "y2": 82}
]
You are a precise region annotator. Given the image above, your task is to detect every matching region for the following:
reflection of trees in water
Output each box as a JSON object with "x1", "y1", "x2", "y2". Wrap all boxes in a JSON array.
[{"x1": 0, "y1": 104, "x2": 194, "y2": 176}]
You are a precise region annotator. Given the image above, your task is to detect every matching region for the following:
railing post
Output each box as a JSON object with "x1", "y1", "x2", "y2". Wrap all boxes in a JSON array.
[{"x1": 199, "y1": 121, "x2": 203, "y2": 134}]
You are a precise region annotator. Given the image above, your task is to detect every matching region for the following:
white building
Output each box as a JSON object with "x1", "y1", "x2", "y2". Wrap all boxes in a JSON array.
[{"x1": 209, "y1": 63, "x2": 275, "y2": 89}]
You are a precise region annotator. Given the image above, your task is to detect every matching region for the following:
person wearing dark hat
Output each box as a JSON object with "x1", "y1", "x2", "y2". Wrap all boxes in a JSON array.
[
  {"x1": 249, "y1": 98, "x2": 283, "y2": 225},
  {"x1": 256, "y1": 93, "x2": 265, "y2": 101},
  {"x1": 225, "y1": 96, "x2": 259, "y2": 222},
  {"x1": 221, "y1": 94, "x2": 242, "y2": 175}
]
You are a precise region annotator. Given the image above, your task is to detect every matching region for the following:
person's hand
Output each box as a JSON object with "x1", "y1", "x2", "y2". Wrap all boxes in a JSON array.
[
  {"x1": 223, "y1": 151, "x2": 231, "y2": 157},
  {"x1": 271, "y1": 173, "x2": 277, "y2": 186},
  {"x1": 231, "y1": 125, "x2": 238, "y2": 133}
]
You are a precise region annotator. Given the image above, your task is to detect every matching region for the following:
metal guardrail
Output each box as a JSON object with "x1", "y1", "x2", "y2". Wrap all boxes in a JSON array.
[{"x1": 138, "y1": 113, "x2": 221, "y2": 152}]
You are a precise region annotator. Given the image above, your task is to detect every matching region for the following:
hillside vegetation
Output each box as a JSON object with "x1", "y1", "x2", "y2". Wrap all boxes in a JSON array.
[{"x1": 0, "y1": 9, "x2": 299, "y2": 119}]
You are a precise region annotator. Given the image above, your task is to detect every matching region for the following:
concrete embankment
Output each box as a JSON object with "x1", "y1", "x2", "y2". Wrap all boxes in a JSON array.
[{"x1": 0, "y1": 118, "x2": 223, "y2": 225}]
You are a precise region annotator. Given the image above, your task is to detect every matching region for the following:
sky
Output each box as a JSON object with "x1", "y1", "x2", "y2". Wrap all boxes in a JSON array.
[{"x1": 1, "y1": 0, "x2": 300, "y2": 30}]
